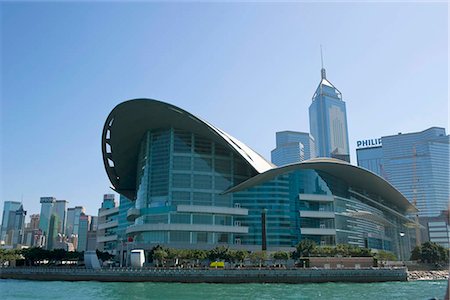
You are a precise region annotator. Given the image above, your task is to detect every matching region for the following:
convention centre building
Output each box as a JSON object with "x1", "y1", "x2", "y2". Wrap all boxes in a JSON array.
[{"x1": 102, "y1": 99, "x2": 418, "y2": 259}]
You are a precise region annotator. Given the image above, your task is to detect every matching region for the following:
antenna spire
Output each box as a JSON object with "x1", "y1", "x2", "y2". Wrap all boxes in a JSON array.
[{"x1": 320, "y1": 45, "x2": 326, "y2": 79}]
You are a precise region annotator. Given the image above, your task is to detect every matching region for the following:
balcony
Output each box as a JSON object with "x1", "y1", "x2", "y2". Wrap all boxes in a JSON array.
[
  {"x1": 97, "y1": 234, "x2": 118, "y2": 243},
  {"x1": 98, "y1": 207, "x2": 119, "y2": 218},
  {"x1": 97, "y1": 220, "x2": 118, "y2": 230},
  {"x1": 299, "y1": 194, "x2": 334, "y2": 202},
  {"x1": 127, "y1": 207, "x2": 141, "y2": 222},
  {"x1": 300, "y1": 228, "x2": 336, "y2": 235},
  {"x1": 176, "y1": 205, "x2": 248, "y2": 216},
  {"x1": 126, "y1": 224, "x2": 249, "y2": 235},
  {"x1": 299, "y1": 211, "x2": 335, "y2": 219}
]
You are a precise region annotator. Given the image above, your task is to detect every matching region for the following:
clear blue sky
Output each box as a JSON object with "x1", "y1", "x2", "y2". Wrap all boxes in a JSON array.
[{"x1": 1, "y1": 2, "x2": 448, "y2": 218}]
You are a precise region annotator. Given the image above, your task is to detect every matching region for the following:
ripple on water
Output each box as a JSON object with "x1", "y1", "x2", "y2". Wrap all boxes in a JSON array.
[{"x1": 0, "y1": 279, "x2": 447, "y2": 300}]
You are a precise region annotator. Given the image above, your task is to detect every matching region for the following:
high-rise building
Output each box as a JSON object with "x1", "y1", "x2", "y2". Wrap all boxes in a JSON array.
[
  {"x1": 54, "y1": 200, "x2": 68, "y2": 236},
  {"x1": 381, "y1": 127, "x2": 450, "y2": 217},
  {"x1": 356, "y1": 138, "x2": 383, "y2": 176},
  {"x1": 66, "y1": 208, "x2": 75, "y2": 237},
  {"x1": 309, "y1": 66, "x2": 350, "y2": 162},
  {"x1": 38, "y1": 197, "x2": 56, "y2": 245},
  {"x1": 97, "y1": 194, "x2": 119, "y2": 254},
  {"x1": 0, "y1": 201, "x2": 21, "y2": 242},
  {"x1": 10, "y1": 205, "x2": 27, "y2": 246},
  {"x1": 65, "y1": 206, "x2": 85, "y2": 237},
  {"x1": 271, "y1": 131, "x2": 316, "y2": 166},
  {"x1": 47, "y1": 214, "x2": 60, "y2": 250},
  {"x1": 77, "y1": 214, "x2": 91, "y2": 252},
  {"x1": 29, "y1": 214, "x2": 40, "y2": 230}
]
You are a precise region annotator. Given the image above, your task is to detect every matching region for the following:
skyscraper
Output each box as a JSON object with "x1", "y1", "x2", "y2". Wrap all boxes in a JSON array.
[
  {"x1": 381, "y1": 127, "x2": 449, "y2": 217},
  {"x1": 309, "y1": 65, "x2": 350, "y2": 162},
  {"x1": 0, "y1": 201, "x2": 21, "y2": 242},
  {"x1": 11, "y1": 205, "x2": 27, "y2": 246},
  {"x1": 54, "y1": 200, "x2": 68, "y2": 235},
  {"x1": 38, "y1": 197, "x2": 55, "y2": 242},
  {"x1": 65, "y1": 206, "x2": 85, "y2": 237},
  {"x1": 271, "y1": 131, "x2": 316, "y2": 166},
  {"x1": 77, "y1": 213, "x2": 91, "y2": 252}
]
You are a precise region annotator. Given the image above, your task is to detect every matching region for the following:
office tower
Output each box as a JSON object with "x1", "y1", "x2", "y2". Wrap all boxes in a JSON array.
[
  {"x1": 29, "y1": 214, "x2": 40, "y2": 230},
  {"x1": 66, "y1": 208, "x2": 75, "y2": 237},
  {"x1": 10, "y1": 205, "x2": 27, "y2": 246},
  {"x1": 22, "y1": 214, "x2": 40, "y2": 247},
  {"x1": 356, "y1": 138, "x2": 383, "y2": 176},
  {"x1": 54, "y1": 200, "x2": 68, "y2": 235},
  {"x1": 38, "y1": 197, "x2": 56, "y2": 241},
  {"x1": 97, "y1": 194, "x2": 119, "y2": 254},
  {"x1": 0, "y1": 201, "x2": 21, "y2": 242},
  {"x1": 47, "y1": 214, "x2": 60, "y2": 249},
  {"x1": 309, "y1": 65, "x2": 350, "y2": 162},
  {"x1": 271, "y1": 131, "x2": 316, "y2": 166},
  {"x1": 90, "y1": 216, "x2": 98, "y2": 231},
  {"x1": 382, "y1": 127, "x2": 450, "y2": 217},
  {"x1": 77, "y1": 214, "x2": 91, "y2": 252},
  {"x1": 65, "y1": 206, "x2": 85, "y2": 237}
]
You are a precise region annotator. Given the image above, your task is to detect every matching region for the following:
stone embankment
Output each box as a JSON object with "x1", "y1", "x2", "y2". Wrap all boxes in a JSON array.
[
  {"x1": 408, "y1": 270, "x2": 449, "y2": 281},
  {"x1": 0, "y1": 267, "x2": 408, "y2": 283}
]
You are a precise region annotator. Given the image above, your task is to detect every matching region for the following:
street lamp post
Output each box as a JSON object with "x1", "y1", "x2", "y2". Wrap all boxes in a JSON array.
[{"x1": 399, "y1": 232, "x2": 405, "y2": 264}]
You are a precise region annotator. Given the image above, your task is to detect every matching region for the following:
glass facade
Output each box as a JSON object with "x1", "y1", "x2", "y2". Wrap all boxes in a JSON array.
[
  {"x1": 104, "y1": 99, "x2": 417, "y2": 259},
  {"x1": 0, "y1": 201, "x2": 21, "y2": 242},
  {"x1": 126, "y1": 128, "x2": 256, "y2": 246},
  {"x1": 271, "y1": 131, "x2": 316, "y2": 166},
  {"x1": 381, "y1": 127, "x2": 450, "y2": 217},
  {"x1": 233, "y1": 168, "x2": 414, "y2": 258},
  {"x1": 309, "y1": 71, "x2": 350, "y2": 162},
  {"x1": 356, "y1": 146, "x2": 383, "y2": 176}
]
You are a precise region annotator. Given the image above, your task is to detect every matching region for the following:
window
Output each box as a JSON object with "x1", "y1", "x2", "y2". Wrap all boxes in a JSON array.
[{"x1": 173, "y1": 174, "x2": 191, "y2": 188}]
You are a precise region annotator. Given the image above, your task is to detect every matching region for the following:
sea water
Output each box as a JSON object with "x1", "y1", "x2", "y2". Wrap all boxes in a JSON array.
[{"x1": 0, "y1": 279, "x2": 447, "y2": 300}]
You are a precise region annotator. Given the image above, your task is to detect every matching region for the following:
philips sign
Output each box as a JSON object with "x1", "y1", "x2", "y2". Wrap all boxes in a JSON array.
[{"x1": 357, "y1": 138, "x2": 382, "y2": 149}]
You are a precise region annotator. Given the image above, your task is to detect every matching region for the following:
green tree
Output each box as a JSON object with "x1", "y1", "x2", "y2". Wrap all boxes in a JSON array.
[
  {"x1": 153, "y1": 249, "x2": 168, "y2": 267},
  {"x1": 376, "y1": 250, "x2": 397, "y2": 261},
  {"x1": 272, "y1": 251, "x2": 290, "y2": 261},
  {"x1": 410, "y1": 242, "x2": 449, "y2": 264},
  {"x1": 232, "y1": 250, "x2": 248, "y2": 266},
  {"x1": 96, "y1": 250, "x2": 114, "y2": 262},
  {"x1": 0, "y1": 249, "x2": 21, "y2": 265},
  {"x1": 295, "y1": 239, "x2": 317, "y2": 258},
  {"x1": 249, "y1": 251, "x2": 267, "y2": 267},
  {"x1": 208, "y1": 246, "x2": 230, "y2": 262}
]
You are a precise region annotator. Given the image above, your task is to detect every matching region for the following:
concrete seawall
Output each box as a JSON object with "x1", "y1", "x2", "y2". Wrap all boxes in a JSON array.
[{"x1": 0, "y1": 267, "x2": 407, "y2": 283}]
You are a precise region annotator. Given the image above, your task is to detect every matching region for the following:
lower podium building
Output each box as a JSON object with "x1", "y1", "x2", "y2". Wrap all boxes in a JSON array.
[{"x1": 102, "y1": 99, "x2": 418, "y2": 259}]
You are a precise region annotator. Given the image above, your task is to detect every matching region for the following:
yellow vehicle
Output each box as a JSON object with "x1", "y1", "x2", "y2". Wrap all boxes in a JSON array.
[{"x1": 209, "y1": 261, "x2": 225, "y2": 268}]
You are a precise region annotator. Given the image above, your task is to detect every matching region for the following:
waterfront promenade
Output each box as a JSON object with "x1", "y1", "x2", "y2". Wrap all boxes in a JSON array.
[{"x1": 0, "y1": 267, "x2": 407, "y2": 283}]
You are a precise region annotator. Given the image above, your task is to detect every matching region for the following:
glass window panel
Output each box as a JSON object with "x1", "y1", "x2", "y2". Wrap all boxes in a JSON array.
[{"x1": 173, "y1": 173, "x2": 191, "y2": 188}]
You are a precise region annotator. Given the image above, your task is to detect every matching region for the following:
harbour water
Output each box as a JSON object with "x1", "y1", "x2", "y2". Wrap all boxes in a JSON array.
[{"x1": 0, "y1": 279, "x2": 447, "y2": 300}]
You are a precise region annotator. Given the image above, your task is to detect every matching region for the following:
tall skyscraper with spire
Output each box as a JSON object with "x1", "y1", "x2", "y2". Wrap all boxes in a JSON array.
[{"x1": 309, "y1": 51, "x2": 350, "y2": 162}]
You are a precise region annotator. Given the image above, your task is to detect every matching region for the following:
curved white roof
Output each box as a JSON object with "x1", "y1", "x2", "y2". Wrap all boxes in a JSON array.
[
  {"x1": 101, "y1": 99, "x2": 273, "y2": 200},
  {"x1": 225, "y1": 157, "x2": 417, "y2": 214}
]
